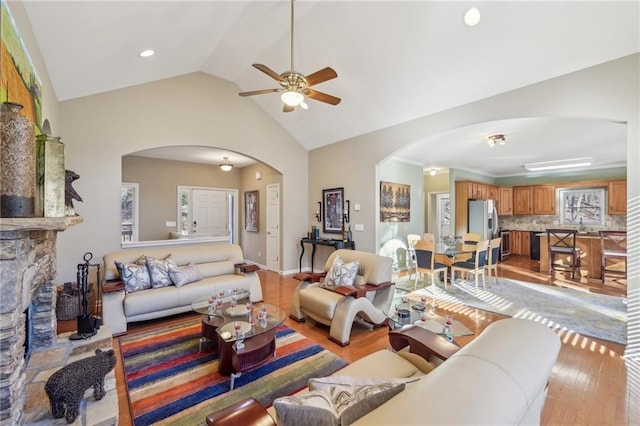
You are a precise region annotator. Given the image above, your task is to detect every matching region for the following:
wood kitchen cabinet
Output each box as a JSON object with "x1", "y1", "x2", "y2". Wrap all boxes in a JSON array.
[
  {"x1": 498, "y1": 187, "x2": 513, "y2": 215},
  {"x1": 533, "y1": 185, "x2": 555, "y2": 215},
  {"x1": 513, "y1": 186, "x2": 533, "y2": 215},
  {"x1": 608, "y1": 180, "x2": 626, "y2": 215},
  {"x1": 511, "y1": 230, "x2": 531, "y2": 256}
]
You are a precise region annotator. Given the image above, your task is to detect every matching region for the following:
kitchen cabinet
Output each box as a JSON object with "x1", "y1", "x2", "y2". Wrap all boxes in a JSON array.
[
  {"x1": 511, "y1": 230, "x2": 531, "y2": 256},
  {"x1": 533, "y1": 185, "x2": 555, "y2": 215},
  {"x1": 498, "y1": 187, "x2": 513, "y2": 215},
  {"x1": 608, "y1": 180, "x2": 626, "y2": 215},
  {"x1": 488, "y1": 186, "x2": 499, "y2": 204},
  {"x1": 513, "y1": 186, "x2": 533, "y2": 215}
]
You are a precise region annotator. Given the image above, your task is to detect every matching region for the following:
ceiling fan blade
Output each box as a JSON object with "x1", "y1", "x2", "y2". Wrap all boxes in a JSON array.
[
  {"x1": 239, "y1": 88, "x2": 281, "y2": 97},
  {"x1": 305, "y1": 89, "x2": 341, "y2": 105},
  {"x1": 253, "y1": 64, "x2": 285, "y2": 82},
  {"x1": 305, "y1": 67, "x2": 338, "y2": 87},
  {"x1": 283, "y1": 104, "x2": 295, "y2": 113}
]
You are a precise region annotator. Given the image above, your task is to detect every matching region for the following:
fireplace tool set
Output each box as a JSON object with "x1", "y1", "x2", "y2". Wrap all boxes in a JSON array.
[{"x1": 69, "y1": 252, "x2": 101, "y2": 340}]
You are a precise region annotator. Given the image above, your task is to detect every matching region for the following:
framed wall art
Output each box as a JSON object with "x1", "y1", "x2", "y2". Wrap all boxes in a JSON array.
[
  {"x1": 559, "y1": 187, "x2": 605, "y2": 226},
  {"x1": 245, "y1": 190, "x2": 259, "y2": 232},
  {"x1": 323, "y1": 187, "x2": 344, "y2": 233},
  {"x1": 380, "y1": 181, "x2": 410, "y2": 222}
]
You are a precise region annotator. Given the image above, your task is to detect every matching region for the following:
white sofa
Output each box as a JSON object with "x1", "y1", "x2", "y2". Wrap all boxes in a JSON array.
[
  {"x1": 206, "y1": 318, "x2": 561, "y2": 425},
  {"x1": 102, "y1": 243, "x2": 262, "y2": 335}
]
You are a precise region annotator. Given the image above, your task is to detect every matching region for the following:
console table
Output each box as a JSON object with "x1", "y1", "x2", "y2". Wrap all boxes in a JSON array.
[{"x1": 299, "y1": 238, "x2": 355, "y2": 273}]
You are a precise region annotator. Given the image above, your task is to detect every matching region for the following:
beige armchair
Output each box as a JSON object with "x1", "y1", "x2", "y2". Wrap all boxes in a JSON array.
[{"x1": 290, "y1": 249, "x2": 394, "y2": 346}]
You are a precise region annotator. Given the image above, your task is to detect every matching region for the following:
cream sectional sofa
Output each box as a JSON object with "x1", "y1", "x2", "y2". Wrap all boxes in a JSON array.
[
  {"x1": 206, "y1": 318, "x2": 561, "y2": 425},
  {"x1": 102, "y1": 243, "x2": 262, "y2": 335}
]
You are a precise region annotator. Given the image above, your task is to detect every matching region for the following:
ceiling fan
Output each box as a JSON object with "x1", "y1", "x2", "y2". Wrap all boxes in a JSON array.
[{"x1": 239, "y1": 0, "x2": 341, "y2": 112}]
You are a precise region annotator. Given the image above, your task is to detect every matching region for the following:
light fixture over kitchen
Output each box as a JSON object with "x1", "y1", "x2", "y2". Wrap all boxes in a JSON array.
[
  {"x1": 219, "y1": 157, "x2": 233, "y2": 172},
  {"x1": 487, "y1": 134, "x2": 506, "y2": 148},
  {"x1": 524, "y1": 157, "x2": 593, "y2": 171},
  {"x1": 429, "y1": 168, "x2": 436, "y2": 176}
]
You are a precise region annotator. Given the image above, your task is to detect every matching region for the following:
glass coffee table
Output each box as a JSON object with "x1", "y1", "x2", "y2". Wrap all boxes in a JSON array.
[
  {"x1": 387, "y1": 298, "x2": 473, "y2": 342},
  {"x1": 191, "y1": 292, "x2": 286, "y2": 389}
]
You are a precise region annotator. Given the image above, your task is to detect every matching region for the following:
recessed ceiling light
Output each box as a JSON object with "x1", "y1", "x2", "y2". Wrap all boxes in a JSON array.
[
  {"x1": 464, "y1": 7, "x2": 481, "y2": 27},
  {"x1": 139, "y1": 49, "x2": 155, "y2": 58},
  {"x1": 524, "y1": 157, "x2": 593, "y2": 172}
]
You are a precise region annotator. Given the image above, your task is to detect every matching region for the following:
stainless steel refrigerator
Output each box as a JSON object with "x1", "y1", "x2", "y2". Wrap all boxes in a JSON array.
[{"x1": 468, "y1": 199, "x2": 498, "y2": 240}]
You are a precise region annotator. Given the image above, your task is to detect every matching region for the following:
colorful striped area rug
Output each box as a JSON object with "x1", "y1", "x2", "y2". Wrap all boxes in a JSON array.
[{"x1": 119, "y1": 316, "x2": 348, "y2": 425}]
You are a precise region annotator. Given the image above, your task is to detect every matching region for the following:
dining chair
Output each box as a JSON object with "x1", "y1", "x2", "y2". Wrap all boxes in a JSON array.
[
  {"x1": 453, "y1": 232, "x2": 482, "y2": 263},
  {"x1": 406, "y1": 234, "x2": 421, "y2": 279},
  {"x1": 451, "y1": 239, "x2": 489, "y2": 292},
  {"x1": 413, "y1": 240, "x2": 449, "y2": 291},
  {"x1": 599, "y1": 231, "x2": 627, "y2": 283},
  {"x1": 485, "y1": 237, "x2": 502, "y2": 284},
  {"x1": 546, "y1": 229, "x2": 581, "y2": 279}
]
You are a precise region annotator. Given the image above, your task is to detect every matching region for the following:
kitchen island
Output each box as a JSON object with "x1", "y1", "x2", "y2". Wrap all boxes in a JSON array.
[{"x1": 538, "y1": 232, "x2": 625, "y2": 280}]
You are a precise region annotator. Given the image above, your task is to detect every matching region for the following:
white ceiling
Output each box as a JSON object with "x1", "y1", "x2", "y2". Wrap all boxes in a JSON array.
[{"x1": 21, "y1": 1, "x2": 638, "y2": 176}]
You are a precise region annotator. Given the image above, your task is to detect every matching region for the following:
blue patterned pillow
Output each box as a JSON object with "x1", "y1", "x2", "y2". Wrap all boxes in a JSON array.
[
  {"x1": 324, "y1": 255, "x2": 360, "y2": 287},
  {"x1": 114, "y1": 256, "x2": 151, "y2": 293},
  {"x1": 145, "y1": 254, "x2": 176, "y2": 288}
]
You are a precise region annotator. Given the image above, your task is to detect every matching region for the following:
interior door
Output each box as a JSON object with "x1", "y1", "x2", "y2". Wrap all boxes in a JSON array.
[
  {"x1": 193, "y1": 189, "x2": 228, "y2": 238},
  {"x1": 266, "y1": 184, "x2": 280, "y2": 272}
]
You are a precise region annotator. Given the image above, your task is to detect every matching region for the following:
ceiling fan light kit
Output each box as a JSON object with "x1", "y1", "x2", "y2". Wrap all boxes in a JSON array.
[{"x1": 238, "y1": 0, "x2": 340, "y2": 112}]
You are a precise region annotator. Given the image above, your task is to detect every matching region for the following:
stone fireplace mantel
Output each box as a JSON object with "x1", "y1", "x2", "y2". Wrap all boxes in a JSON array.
[{"x1": 0, "y1": 216, "x2": 82, "y2": 425}]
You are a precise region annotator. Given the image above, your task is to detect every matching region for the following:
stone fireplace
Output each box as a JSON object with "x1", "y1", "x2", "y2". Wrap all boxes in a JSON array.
[{"x1": 0, "y1": 217, "x2": 80, "y2": 424}]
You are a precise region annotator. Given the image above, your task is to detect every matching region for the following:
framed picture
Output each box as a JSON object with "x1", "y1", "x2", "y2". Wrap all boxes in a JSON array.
[
  {"x1": 559, "y1": 187, "x2": 605, "y2": 226},
  {"x1": 245, "y1": 190, "x2": 259, "y2": 232},
  {"x1": 323, "y1": 187, "x2": 344, "y2": 233},
  {"x1": 380, "y1": 181, "x2": 410, "y2": 222}
]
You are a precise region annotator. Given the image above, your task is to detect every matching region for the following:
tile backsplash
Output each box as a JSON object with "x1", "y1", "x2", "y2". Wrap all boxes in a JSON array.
[{"x1": 499, "y1": 214, "x2": 626, "y2": 232}]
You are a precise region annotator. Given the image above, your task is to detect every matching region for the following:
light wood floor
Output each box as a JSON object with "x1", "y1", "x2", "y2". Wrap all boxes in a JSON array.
[{"x1": 80, "y1": 256, "x2": 628, "y2": 425}]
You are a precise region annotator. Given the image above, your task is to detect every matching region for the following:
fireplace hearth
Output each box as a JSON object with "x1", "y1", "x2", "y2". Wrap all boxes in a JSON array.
[{"x1": 0, "y1": 217, "x2": 81, "y2": 425}]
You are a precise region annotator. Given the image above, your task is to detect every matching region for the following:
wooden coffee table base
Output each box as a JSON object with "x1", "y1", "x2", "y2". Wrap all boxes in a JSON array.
[{"x1": 218, "y1": 329, "x2": 277, "y2": 389}]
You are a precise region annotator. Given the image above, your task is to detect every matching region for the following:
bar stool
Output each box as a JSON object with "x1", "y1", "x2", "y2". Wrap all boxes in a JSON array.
[
  {"x1": 599, "y1": 231, "x2": 627, "y2": 283},
  {"x1": 546, "y1": 229, "x2": 581, "y2": 279}
]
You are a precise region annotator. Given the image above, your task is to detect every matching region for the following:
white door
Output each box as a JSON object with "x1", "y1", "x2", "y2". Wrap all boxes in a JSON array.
[
  {"x1": 266, "y1": 184, "x2": 280, "y2": 272},
  {"x1": 193, "y1": 189, "x2": 228, "y2": 238}
]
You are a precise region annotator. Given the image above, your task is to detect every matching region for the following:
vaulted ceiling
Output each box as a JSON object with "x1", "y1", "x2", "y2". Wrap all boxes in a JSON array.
[{"x1": 21, "y1": 1, "x2": 639, "y2": 176}]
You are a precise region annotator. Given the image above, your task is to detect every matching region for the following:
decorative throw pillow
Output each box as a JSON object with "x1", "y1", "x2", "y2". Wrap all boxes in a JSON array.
[
  {"x1": 323, "y1": 255, "x2": 360, "y2": 288},
  {"x1": 308, "y1": 375, "x2": 419, "y2": 391},
  {"x1": 273, "y1": 383, "x2": 405, "y2": 426},
  {"x1": 114, "y1": 256, "x2": 151, "y2": 293},
  {"x1": 145, "y1": 254, "x2": 176, "y2": 288},
  {"x1": 168, "y1": 262, "x2": 203, "y2": 287}
]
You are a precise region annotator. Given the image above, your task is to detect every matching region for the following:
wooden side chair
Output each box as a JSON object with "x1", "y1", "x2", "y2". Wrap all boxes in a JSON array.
[
  {"x1": 451, "y1": 239, "x2": 489, "y2": 292},
  {"x1": 486, "y1": 237, "x2": 502, "y2": 284},
  {"x1": 453, "y1": 232, "x2": 481, "y2": 263},
  {"x1": 599, "y1": 231, "x2": 627, "y2": 283},
  {"x1": 413, "y1": 240, "x2": 449, "y2": 291},
  {"x1": 546, "y1": 229, "x2": 581, "y2": 279}
]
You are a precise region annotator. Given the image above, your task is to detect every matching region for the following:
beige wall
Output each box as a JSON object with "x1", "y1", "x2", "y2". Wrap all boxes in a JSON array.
[
  {"x1": 239, "y1": 163, "x2": 282, "y2": 265},
  {"x1": 55, "y1": 72, "x2": 307, "y2": 280}
]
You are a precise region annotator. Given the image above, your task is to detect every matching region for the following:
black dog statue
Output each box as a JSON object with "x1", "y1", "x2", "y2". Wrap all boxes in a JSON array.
[
  {"x1": 65, "y1": 169, "x2": 83, "y2": 216},
  {"x1": 44, "y1": 348, "x2": 117, "y2": 424}
]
